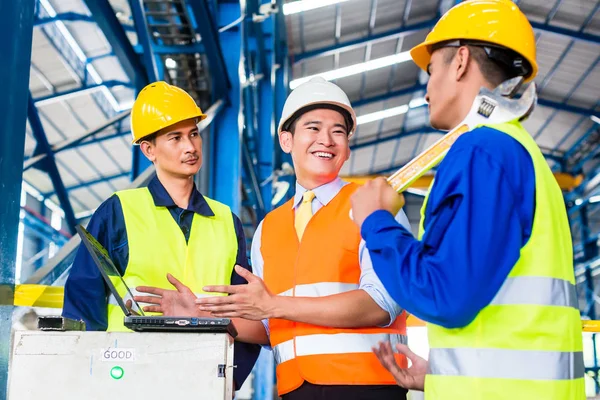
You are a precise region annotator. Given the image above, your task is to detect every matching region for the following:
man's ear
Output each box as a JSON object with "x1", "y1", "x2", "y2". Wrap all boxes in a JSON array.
[
  {"x1": 455, "y1": 46, "x2": 470, "y2": 82},
  {"x1": 279, "y1": 131, "x2": 293, "y2": 154},
  {"x1": 140, "y1": 140, "x2": 156, "y2": 162}
]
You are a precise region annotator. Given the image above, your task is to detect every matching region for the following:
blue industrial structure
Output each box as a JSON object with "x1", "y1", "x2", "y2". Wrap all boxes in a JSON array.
[
  {"x1": 1, "y1": 0, "x2": 599, "y2": 398},
  {"x1": 1, "y1": 0, "x2": 36, "y2": 395}
]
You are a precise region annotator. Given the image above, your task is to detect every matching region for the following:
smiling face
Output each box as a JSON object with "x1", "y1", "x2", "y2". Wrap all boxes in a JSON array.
[
  {"x1": 279, "y1": 108, "x2": 351, "y2": 189},
  {"x1": 140, "y1": 118, "x2": 202, "y2": 179}
]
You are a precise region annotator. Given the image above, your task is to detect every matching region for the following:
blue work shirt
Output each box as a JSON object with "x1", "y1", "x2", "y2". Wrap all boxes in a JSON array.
[
  {"x1": 360, "y1": 126, "x2": 536, "y2": 329},
  {"x1": 63, "y1": 175, "x2": 261, "y2": 388}
]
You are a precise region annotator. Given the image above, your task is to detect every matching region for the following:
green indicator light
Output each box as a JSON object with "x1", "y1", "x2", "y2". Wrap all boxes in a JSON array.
[{"x1": 110, "y1": 366, "x2": 124, "y2": 380}]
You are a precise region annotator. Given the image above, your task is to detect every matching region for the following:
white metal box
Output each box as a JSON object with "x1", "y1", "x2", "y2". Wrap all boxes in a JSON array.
[{"x1": 8, "y1": 331, "x2": 234, "y2": 400}]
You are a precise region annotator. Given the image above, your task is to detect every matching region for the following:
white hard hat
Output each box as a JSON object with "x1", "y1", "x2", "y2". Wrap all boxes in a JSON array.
[{"x1": 278, "y1": 77, "x2": 357, "y2": 137}]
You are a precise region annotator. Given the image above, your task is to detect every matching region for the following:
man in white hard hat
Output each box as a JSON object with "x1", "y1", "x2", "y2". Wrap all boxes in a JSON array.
[{"x1": 195, "y1": 77, "x2": 412, "y2": 400}]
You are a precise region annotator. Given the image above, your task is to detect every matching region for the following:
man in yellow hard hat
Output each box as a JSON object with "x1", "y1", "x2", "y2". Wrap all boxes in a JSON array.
[
  {"x1": 62, "y1": 81, "x2": 263, "y2": 390},
  {"x1": 195, "y1": 76, "x2": 412, "y2": 400},
  {"x1": 349, "y1": 1, "x2": 585, "y2": 399}
]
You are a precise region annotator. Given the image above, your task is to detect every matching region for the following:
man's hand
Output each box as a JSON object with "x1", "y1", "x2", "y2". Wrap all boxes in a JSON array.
[
  {"x1": 196, "y1": 265, "x2": 276, "y2": 320},
  {"x1": 134, "y1": 273, "x2": 207, "y2": 317},
  {"x1": 373, "y1": 341, "x2": 427, "y2": 391},
  {"x1": 350, "y1": 177, "x2": 405, "y2": 229},
  {"x1": 125, "y1": 299, "x2": 141, "y2": 316}
]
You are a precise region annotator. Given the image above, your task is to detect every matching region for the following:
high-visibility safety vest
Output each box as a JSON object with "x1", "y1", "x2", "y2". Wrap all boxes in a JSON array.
[
  {"x1": 261, "y1": 183, "x2": 409, "y2": 396},
  {"x1": 106, "y1": 188, "x2": 238, "y2": 331},
  {"x1": 418, "y1": 120, "x2": 585, "y2": 399}
]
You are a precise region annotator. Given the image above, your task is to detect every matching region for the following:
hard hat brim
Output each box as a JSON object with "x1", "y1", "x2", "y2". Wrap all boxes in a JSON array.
[
  {"x1": 132, "y1": 112, "x2": 208, "y2": 145},
  {"x1": 277, "y1": 100, "x2": 358, "y2": 138},
  {"x1": 410, "y1": 41, "x2": 433, "y2": 75}
]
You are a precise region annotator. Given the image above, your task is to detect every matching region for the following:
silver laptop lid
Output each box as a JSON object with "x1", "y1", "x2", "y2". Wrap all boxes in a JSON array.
[{"x1": 75, "y1": 224, "x2": 145, "y2": 317}]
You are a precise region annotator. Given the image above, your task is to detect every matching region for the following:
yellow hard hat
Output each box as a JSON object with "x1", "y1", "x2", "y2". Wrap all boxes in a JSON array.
[
  {"x1": 410, "y1": 0, "x2": 538, "y2": 82},
  {"x1": 130, "y1": 81, "x2": 207, "y2": 144}
]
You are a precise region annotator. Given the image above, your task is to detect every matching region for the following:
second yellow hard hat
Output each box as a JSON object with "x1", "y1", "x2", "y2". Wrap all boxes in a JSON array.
[{"x1": 410, "y1": 0, "x2": 538, "y2": 82}]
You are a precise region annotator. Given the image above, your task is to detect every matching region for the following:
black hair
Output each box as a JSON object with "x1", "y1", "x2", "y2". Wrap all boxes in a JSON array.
[{"x1": 434, "y1": 40, "x2": 532, "y2": 87}]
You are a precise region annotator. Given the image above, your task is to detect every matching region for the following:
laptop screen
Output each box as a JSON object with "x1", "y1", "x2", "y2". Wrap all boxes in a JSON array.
[{"x1": 75, "y1": 225, "x2": 145, "y2": 317}]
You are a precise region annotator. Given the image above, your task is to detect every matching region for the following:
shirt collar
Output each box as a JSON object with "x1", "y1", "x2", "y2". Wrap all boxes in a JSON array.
[
  {"x1": 292, "y1": 177, "x2": 346, "y2": 209},
  {"x1": 148, "y1": 175, "x2": 215, "y2": 217}
]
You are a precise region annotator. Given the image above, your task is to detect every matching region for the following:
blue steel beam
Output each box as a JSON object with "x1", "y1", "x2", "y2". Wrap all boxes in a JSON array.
[
  {"x1": 529, "y1": 21, "x2": 600, "y2": 47},
  {"x1": 246, "y1": 0, "x2": 268, "y2": 76},
  {"x1": 34, "y1": 12, "x2": 137, "y2": 33},
  {"x1": 82, "y1": 0, "x2": 148, "y2": 90},
  {"x1": 211, "y1": 1, "x2": 242, "y2": 213},
  {"x1": 33, "y1": 80, "x2": 131, "y2": 104},
  {"x1": 27, "y1": 95, "x2": 78, "y2": 235},
  {"x1": 34, "y1": 106, "x2": 119, "y2": 199},
  {"x1": 129, "y1": 0, "x2": 160, "y2": 83},
  {"x1": 51, "y1": 113, "x2": 131, "y2": 153},
  {"x1": 273, "y1": 0, "x2": 293, "y2": 204},
  {"x1": 257, "y1": 55, "x2": 275, "y2": 215},
  {"x1": 35, "y1": 0, "x2": 121, "y2": 118},
  {"x1": 0, "y1": 2, "x2": 35, "y2": 397},
  {"x1": 533, "y1": 53, "x2": 599, "y2": 140},
  {"x1": 295, "y1": 17, "x2": 600, "y2": 64},
  {"x1": 87, "y1": 52, "x2": 115, "y2": 62},
  {"x1": 554, "y1": 115, "x2": 590, "y2": 152},
  {"x1": 36, "y1": 5, "x2": 87, "y2": 83},
  {"x1": 351, "y1": 123, "x2": 566, "y2": 165},
  {"x1": 44, "y1": 171, "x2": 130, "y2": 196},
  {"x1": 582, "y1": 1, "x2": 600, "y2": 34},
  {"x1": 565, "y1": 123, "x2": 600, "y2": 160},
  {"x1": 34, "y1": 12, "x2": 93, "y2": 25},
  {"x1": 132, "y1": 43, "x2": 205, "y2": 54},
  {"x1": 189, "y1": 0, "x2": 231, "y2": 101},
  {"x1": 21, "y1": 206, "x2": 70, "y2": 245},
  {"x1": 545, "y1": 0, "x2": 565, "y2": 24},
  {"x1": 242, "y1": 0, "x2": 278, "y2": 221},
  {"x1": 351, "y1": 125, "x2": 437, "y2": 151},
  {"x1": 352, "y1": 82, "x2": 599, "y2": 118},
  {"x1": 128, "y1": 0, "x2": 157, "y2": 181},
  {"x1": 295, "y1": 18, "x2": 438, "y2": 63},
  {"x1": 538, "y1": 41, "x2": 575, "y2": 93},
  {"x1": 23, "y1": 111, "x2": 131, "y2": 170},
  {"x1": 69, "y1": 130, "x2": 131, "y2": 150},
  {"x1": 353, "y1": 84, "x2": 426, "y2": 108},
  {"x1": 554, "y1": 99, "x2": 600, "y2": 163},
  {"x1": 357, "y1": 0, "x2": 378, "y2": 102},
  {"x1": 573, "y1": 146, "x2": 600, "y2": 173},
  {"x1": 539, "y1": 99, "x2": 600, "y2": 118}
]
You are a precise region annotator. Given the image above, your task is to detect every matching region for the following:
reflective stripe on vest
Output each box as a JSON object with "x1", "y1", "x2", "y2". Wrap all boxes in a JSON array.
[
  {"x1": 428, "y1": 348, "x2": 584, "y2": 380},
  {"x1": 420, "y1": 121, "x2": 584, "y2": 398},
  {"x1": 273, "y1": 332, "x2": 408, "y2": 365},
  {"x1": 261, "y1": 183, "x2": 409, "y2": 395},
  {"x1": 277, "y1": 282, "x2": 359, "y2": 297},
  {"x1": 491, "y1": 276, "x2": 578, "y2": 308}
]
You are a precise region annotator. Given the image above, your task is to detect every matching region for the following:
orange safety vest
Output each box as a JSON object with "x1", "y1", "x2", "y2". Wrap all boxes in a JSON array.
[{"x1": 261, "y1": 183, "x2": 408, "y2": 396}]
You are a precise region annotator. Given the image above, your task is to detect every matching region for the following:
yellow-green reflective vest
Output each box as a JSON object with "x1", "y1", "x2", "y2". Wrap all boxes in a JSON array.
[
  {"x1": 106, "y1": 188, "x2": 238, "y2": 331},
  {"x1": 418, "y1": 120, "x2": 585, "y2": 399}
]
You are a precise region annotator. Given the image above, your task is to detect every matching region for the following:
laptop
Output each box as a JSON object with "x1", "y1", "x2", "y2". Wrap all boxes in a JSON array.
[{"x1": 75, "y1": 224, "x2": 237, "y2": 337}]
